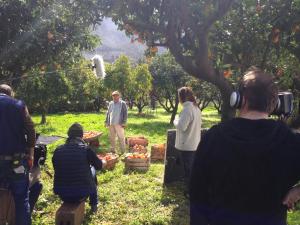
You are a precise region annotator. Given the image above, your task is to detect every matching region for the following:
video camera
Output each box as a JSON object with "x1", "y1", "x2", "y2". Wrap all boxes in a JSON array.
[
  {"x1": 34, "y1": 133, "x2": 47, "y2": 167},
  {"x1": 271, "y1": 92, "x2": 294, "y2": 117}
]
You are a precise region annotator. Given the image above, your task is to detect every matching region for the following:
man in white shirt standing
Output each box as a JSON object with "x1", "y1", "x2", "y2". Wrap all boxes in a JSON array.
[{"x1": 105, "y1": 91, "x2": 128, "y2": 154}]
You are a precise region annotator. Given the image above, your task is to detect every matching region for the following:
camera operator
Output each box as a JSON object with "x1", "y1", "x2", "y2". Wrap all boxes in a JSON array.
[
  {"x1": 52, "y1": 123, "x2": 106, "y2": 213},
  {"x1": 190, "y1": 69, "x2": 300, "y2": 225},
  {"x1": 0, "y1": 84, "x2": 36, "y2": 225}
]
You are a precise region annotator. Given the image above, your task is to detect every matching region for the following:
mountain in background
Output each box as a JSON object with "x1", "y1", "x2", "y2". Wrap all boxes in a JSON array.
[{"x1": 85, "y1": 18, "x2": 147, "y2": 63}]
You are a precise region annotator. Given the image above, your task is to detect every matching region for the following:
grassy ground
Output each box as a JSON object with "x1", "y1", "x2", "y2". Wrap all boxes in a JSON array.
[{"x1": 31, "y1": 107, "x2": 300, "y2": 225}]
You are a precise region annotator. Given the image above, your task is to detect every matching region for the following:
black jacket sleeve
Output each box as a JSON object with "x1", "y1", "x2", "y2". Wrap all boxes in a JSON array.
[
  {"x1": 190, "y1": 128, "x2": 216, "y2": 225},
  {"x1": 87, "y1": 149, "x2": 103, "y2": 170}
]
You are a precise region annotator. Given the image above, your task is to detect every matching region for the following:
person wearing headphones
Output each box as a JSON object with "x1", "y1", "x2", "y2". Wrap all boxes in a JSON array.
[{"x1": 190, "y1": 68, "x2": 300, "y2": 225}]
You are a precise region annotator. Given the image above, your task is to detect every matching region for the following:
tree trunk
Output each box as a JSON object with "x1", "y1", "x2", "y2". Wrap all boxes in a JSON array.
[
  {"x1": 40, "y1": 105, "x2": 48, "y2": 124},
  {"x1": 169, "y1": 94, "x2": 179, "y2": 124},
  {"x1": 137, "y1": 103, "x2": 143, "y2": 114},
  {"x1": 41, "y1": 111, "x2": 46, "y2": 124},
  {"x1": 289, "y1": 99, "x2": 300, "y2": 128},
  {"x1": 209, "y1": 73, "x2": 236, "y2": 121},
  {"x1": 129, "y1": 100, "x2": 134, "y2": 110}
]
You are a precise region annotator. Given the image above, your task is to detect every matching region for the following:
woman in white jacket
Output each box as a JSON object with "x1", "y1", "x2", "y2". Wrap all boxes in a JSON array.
[{"x1": 174, "y1": 87, "x2": 202, "y2": 192}]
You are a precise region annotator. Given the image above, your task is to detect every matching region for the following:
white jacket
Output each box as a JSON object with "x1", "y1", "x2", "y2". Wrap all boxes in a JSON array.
[{"x1": 174, "y1": 101, "x2": 202, "y2": 151}]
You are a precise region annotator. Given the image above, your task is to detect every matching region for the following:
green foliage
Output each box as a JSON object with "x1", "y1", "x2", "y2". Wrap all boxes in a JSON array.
[
  {"x1": 131, "y1": 64, "x2": 153, "y2": 113},
  {"x1": 187, "y1": 78, "x2": 222, "y2": 112},
  {"x1": 17, "y1": 64, "x2": 70, "y2": 123},
  {"x1": 100, "y1": 0, "x2": 300, "y2": 121},
  {"x1": 0, "y1": 0, "x2": 102, "y2": 80},
  {"x1": 149, "y1": 52, "x2": 188, "y2": 116},
  {"x1": 104, "y1": 55, "x2": 132, "y2": 98},
  {"x1": 149, "y1": 52, "x2": 220, "y2": 122},
  {"x1": 104, "y1": 55, "x2": 153, "y2": 114},
  {"x1": 66, "y1": 59, "x2": 106, "y2": 112},
  {"x1": 17, "y1": 58, "x2": 109, "y2": 123}
]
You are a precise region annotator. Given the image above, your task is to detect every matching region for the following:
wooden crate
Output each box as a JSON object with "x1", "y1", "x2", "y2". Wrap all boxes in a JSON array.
[
  {"x1": 98, "y1": 154, "x2": 119, "y2": 170},
  {"x1": 106, "y1": 158, "x2": 118, "y2": 170},
  {"x1": 126, "y1": 136, "x2": 148, "y2": 147},
  {"x1": 55, "y1": 201, "x2": 85, "y2": 225},
  {"x1": 125, "y1": 157, "x2": 150, "y2": 172},
  {"x1": 151, "y1": 144, "x2": 166, "y2": 161},
  {"x1": 0, "y1": 189, "x2": 15, "y2": 225}
]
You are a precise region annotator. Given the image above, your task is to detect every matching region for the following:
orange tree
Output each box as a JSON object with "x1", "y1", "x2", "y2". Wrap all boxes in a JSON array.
[
  {"x1": 99, "y1": 0, "x2": 300, "y2": 121},
  {"x1": 0, "y1": 0, "x2": 102, "y2": 83},
  {"x1": 99, "y1": 0, "x2": 236, "y2": 121}
]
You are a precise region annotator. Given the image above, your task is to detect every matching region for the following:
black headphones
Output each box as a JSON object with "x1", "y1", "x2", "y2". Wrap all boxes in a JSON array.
[{"x1": 229, "y1": 88, "x2": 281, "y2": 112}]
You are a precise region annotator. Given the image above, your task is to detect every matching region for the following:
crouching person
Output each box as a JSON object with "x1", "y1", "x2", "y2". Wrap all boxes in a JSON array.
[{"x1": 52, "y1": 123, "x2": 106, "y2": 213}]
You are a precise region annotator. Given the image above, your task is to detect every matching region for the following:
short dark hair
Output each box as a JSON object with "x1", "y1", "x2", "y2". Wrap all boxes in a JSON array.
[
  {"x1": 239, "y1": 69, "x2": 278, "y2": 113},
  {"x1": 0, "y1": 84, "x2": 13, "y2": 96},
  {"x1": 67, "y1": 123, "x2": 84, "y2": 139}
]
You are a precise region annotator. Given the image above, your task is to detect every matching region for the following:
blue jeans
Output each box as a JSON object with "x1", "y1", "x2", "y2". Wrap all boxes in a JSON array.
[
  {"x1": 11, "y1": 175, "x2": 31, "y2": 225},
  {"x1": 59, "y1": 167, "x2": 98, "y2": 206},
  {"x1": 0, "y1": 160, "x2": 31, "y2": 225}
]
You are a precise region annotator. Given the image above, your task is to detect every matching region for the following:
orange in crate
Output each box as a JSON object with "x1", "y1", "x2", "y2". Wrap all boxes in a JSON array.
[
  {"x1": 130, "y1": 144, "x2": 147, "y2": 154},
  {"x1": 83, "y1": 131, "x2": 102, "y2": 142},
  {"x1": 126, "y1": 136, "x2": 148, "y2": 147},
  {"x1": 97, "y1": 153, "x2": 118, "y2": 170},
  {"x1": 151, "y1": 144, "x2": 166, "y2": 161}
]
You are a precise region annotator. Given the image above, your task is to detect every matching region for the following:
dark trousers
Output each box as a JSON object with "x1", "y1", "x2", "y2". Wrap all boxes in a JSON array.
[
  {"x1": 29, "y1": 181, "x2": 43, "y2": 213},
  {"x1": 179, "y1": 151, "x2": 196, "y2": 189},
  {"x1": 59, "y1": 166, "x2": 98, "y2": 206}
]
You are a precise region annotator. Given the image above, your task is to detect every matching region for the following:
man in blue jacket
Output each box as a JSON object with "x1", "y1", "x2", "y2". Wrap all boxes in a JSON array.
[
  {"x1": 0, "y1": 84, "x2": 36, "y2": 225},
  {"x1": 52, "y1": 123, "x2": 105, "y2": 213},
  {"x1": 190, "y1": 69, "x2": 300, "y2": 225}
]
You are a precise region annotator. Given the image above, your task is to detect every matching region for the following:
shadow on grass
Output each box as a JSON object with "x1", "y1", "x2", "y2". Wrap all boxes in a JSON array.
[
  {"x1": 161, "y1": 182, "x2": 190, "y2": 225},
  {"x1": 123, "y1": 168, "x2": 149, "y2": 175}
]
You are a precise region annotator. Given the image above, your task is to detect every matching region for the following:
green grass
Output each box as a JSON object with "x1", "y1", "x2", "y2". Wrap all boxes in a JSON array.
[{"x1": 30, "y1": 107, "x2": 300, "y2": 225}]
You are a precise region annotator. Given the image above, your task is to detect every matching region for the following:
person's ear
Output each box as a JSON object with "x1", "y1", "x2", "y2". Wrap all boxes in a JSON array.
[{"x1": 241, "y1": 96, "x2": 247, "y2": 109}]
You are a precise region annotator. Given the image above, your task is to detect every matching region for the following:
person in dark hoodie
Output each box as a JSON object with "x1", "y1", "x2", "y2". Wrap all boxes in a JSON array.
[
  {"x1": 52, "y1": 123, "x2": 106, "y2": 213},
  {"x1": 190, "y1": 69, "x2": 300, "y2": 225}
]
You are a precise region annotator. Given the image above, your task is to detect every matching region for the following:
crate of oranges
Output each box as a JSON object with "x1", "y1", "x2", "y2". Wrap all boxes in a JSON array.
[
  {"x1": 151, "y1": 144, "x2": 166, "y2": 161},
  {"x1": 97, "y1": 153, "x2": 118, "y2": 170},
  {"x1": 129, "y1": 144, "x2": 147, "y2": 154},
  {"x1": 83, "y1": 131, "x2": 103, "y2": 142},
  {"x1": 124, "y1": 153, "x2": 150, "y2": 172},
  {"x1": 126, "y1": 136, "x2": 148, "y2": 147}
]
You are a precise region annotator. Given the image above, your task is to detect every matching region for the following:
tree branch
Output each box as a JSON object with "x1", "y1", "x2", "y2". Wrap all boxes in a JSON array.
[{"x1": 203, "y1": 0, "x2": 235, "y2": 31}]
